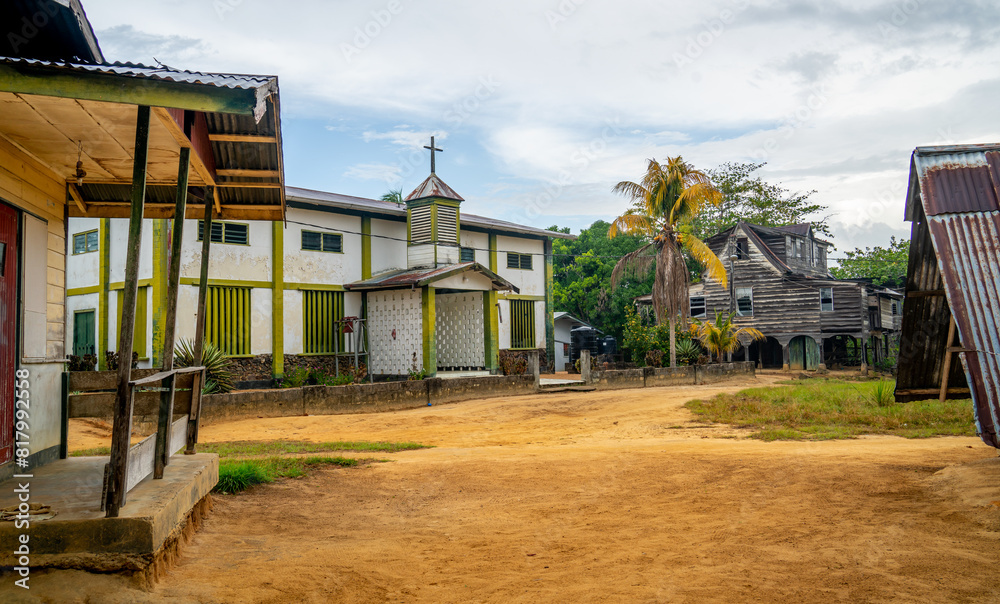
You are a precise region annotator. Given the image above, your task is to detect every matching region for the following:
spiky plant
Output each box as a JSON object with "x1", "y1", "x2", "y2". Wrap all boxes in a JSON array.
[
  {"x1": 609, "y1": 157, "x2": 727, "y2": 368},
  {"x1": 174, "y1": 339, "x2": 235, "y2": 394},
  {"x1": 674, "y1": 338, "x2": 703, "y2": 366},
  {"x1": 689, "y1": 310, "x2": 765, "y2": 363}
]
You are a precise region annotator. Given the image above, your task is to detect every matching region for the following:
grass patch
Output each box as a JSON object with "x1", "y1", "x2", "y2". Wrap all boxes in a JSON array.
[
  {"x1": 685, "y1": 379, "x2": 976, "y2": 441},
  {"x1": 215, "y1": 456, "x2": 368, "y2": 494}
]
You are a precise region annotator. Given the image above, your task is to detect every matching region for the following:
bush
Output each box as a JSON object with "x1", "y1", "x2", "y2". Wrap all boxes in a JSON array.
[
  {"x1": 68, "y1": 354, "x2": 97, "y2": 372},
  {"x1": 104, "y1": 350, "x2": 138, "y2": 371},
  {"x1": 174, "y1": 339, "x2": 235, "y2": 394},
  {"x1": 674, "y1": 339, "x2": 702, "y2": 366},
  {"x1": 282, "y1": 366, "x2": 310, "y2": 388},
  {"x1": 645, "y1": 349, "x2": 664, "y2": 368},
  {"x1": 499, "y1": 350, "x2": 529, "y2": 375}
]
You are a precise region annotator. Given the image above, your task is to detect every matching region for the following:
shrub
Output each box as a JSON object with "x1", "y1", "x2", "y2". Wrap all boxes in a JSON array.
[
  {"x1": 281, "y1": 366, "x2": 310, "y2": 388},
  {"x1": 674, "y1": 339, "x2": 702, "y2": 366},
  {"x1": 174, "y1": 339, "x2": 235, "y2": 394},
  {"x1": 68, "y1": 354, "x2": 97, "y2": 372},
  {"x1": 622, "y1": 305, "x2": 653, "y2": 365},
  {"x1": 499, "y1": 350, "x2": 529, "y2": 375},
  {"x1": 645, "y1": 349, "x2": 664, "y2": 368},
  {"x1": 104, "y1": 350, "x2": 138, "y2": 371}
]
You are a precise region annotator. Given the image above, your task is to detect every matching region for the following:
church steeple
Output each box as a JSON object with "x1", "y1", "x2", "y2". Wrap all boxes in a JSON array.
[{"x1": 405, "y1": 137, "x2": 464, "y2": 269}]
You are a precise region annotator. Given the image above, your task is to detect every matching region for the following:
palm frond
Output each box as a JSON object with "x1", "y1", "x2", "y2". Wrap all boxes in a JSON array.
[
  {"x1": 680, "y1": 232, "x2": 728, "y2": 289},
  {"x1": 610, "y1": 242, "x2": 655, "y2": 290},
  {"x1": 608, "y1": 212, "x2": 654, "y2": 238},
  {"x1": 611, "y1": 180, "x2": 650, "y2": 202}
]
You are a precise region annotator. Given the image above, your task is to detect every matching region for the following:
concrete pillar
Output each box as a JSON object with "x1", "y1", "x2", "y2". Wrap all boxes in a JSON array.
[
  {"x1": 782, "y1": 343, "x2": 790, "y2": 371},
  {"x1": 580, "y1": 349, "x2": 592, "y2": 384},
  {"x1": 817, "y1": 337, "x2": 827, "y2": 371},
  {"x1": 528, "y1": 350, "x2": 540, "y2": 390},
  {"x1": 860, "y1": 334, "x2": 869, "y2": 376}
]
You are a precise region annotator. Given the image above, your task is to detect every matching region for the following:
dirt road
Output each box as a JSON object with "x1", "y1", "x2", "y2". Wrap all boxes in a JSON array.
[{"x1": 27, "y1": 374, "x2": 1000, "y2": 602}]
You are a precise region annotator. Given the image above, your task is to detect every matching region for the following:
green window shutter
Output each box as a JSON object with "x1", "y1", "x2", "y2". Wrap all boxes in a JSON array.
[
  {"x1": 510, "y1": 300, "x2": 535, "y2": 349},
  {"x1": 507, "y1": 252, "x2": 519, "y2": 269},
  {"x1": 460, "y1": 247, "x2": 475, "y2": 262},
  {"x1": 206, "y1": 286, "x2": 252, "y2": 355},
  {"x1": 225, "y1": 223, "x2": 249, "y2": 245},
  {"x1": 302, "y1": 290, "x2": 346, "y2": 353},
  {"x1": 323, "y1": 233, "x2": 342, "y2": 253},
  {"x1": 302, "y1": 231, "x2": 322, "y2": 251},
  {"x1": 520, "y1": 254, "x2": 533, "y2": 270}
]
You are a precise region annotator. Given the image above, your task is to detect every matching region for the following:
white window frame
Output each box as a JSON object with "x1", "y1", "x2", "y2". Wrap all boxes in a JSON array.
[
  {"x1": 736, "y1": 287, "x2": 754, "y2": 317},
  {"x1": 820, "y1": 287, "x2": 834, "y2": 312}
]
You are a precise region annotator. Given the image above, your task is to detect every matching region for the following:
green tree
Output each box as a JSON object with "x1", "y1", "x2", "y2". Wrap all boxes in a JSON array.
[
  {"x1": 693, "y1": 161, "x2": 830, "y2": 241},
  {"x1": 548, "y1": 222, "x2": 652, "y2": 342},
  {"x1": 609, "y1": 157, "x2": 727, "y2": 368},
  {"x1": 830, "y1": 236, "x2": 910, "y2": 288}
]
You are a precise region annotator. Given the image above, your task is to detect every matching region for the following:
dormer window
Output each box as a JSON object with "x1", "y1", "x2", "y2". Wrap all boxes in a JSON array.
[{"x1": 735, "y1": 237, "x2": 749, "y2": 259}]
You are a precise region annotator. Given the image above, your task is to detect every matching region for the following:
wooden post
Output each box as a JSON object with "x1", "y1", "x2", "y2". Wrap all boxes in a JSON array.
[
  {"x1": 580, "y1": 349, "x2": 592, "y2": 384},
  {"x1": 106, "y1": 105, "x2": 151, "y2": 518},
  {"x1": 528, "y1": 350, "x2": 540, "y2": 390},
  {"x1": 186, "y1": 369, "x2": 204, "y2": 454},
  {"x1": 939, "y1": 317, "x2": 957, "y2": 402},
  {"x1": 153, "y1": 145, "x2": 190, "y2": 478},
  {"x1": 860, "y1": 333, "x2": 869, "y2": 376},
  {"x1": 193, "y1": 191, "x2": 214, "y2": 363}
]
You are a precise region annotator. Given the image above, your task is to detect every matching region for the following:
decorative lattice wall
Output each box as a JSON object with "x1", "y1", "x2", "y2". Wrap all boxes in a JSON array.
[
  {"x1": 368, "y1": 289, "x2": 422, "y2": 375},
  {"x1": 436, "y1": 291, "x2": 485, "y2": 369}
]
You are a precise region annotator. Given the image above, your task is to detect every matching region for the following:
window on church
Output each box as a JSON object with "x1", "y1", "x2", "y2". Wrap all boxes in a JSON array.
[
  {"x1": 460, "y1": 247, "x2": 475, "y2": 262},
  {"x1": 302, "y1": 290, "x2": 346, "y2": 354},
  {"x1": 510, "y1": 300, "x2": 536, "y2": 349},
  {"x1": 301, "y1": 230, "x2": 342, "y2": 253},
  {"x1": 198, "y1": 221, "x2": 249, "y2": 245},
  {"x1": 507, "y1": 252, "x2": 532, "y2": 270}
]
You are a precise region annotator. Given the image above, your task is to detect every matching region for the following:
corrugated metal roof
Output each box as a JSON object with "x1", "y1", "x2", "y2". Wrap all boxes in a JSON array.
[
  {"x1": 285, "y1": 186, "x2": 575, "y2": 240},
  {"x1": 926, "y1": 212, "x2": 1000, "y2": 448},
  {"x1": 900, "y1": 142, "x2": 1000, "y2": 448},
  {"x1": 0, "y1": 0, "x2": 103, "y2": 64},
  {"x1": 771, "y1": 223, "x2": 812, "y2": 236},
  {"x1": 405, "y1": 173, "x2": 464, "y2": 202},
  {"x1": 345, "y1": 262, "x2": 518, "y2": 293}
]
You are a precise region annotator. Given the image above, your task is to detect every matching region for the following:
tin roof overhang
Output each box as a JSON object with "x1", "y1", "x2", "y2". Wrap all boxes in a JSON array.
[
  {"x1": 0, "y1": 57, "x2": 285, "y2": 220},
  {"x1": 345, "y1": 262, "x2": 519, "y2": 293}
]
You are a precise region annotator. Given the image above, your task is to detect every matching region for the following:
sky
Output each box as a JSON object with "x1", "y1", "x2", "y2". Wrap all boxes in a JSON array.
[{"x1": 81, "y1": 0, "x2": 1000, "y2": 255}]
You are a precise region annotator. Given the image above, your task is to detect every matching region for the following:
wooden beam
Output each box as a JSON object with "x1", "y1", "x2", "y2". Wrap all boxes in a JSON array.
[
  {"x1": 0, "y1": 62, "x2": 263, "y2": 116},
  {"x1": 907, "y1": 290, "x2": 946, "y2": 298},
  {"x1": 107, "y1": 105, "x2": 151, "y2": 518},
  {"x1": 214, "y1": 182, "x2": 283, "y2": 189},
  {"x1": 216, "y1": 169, "x2": 280, "y2": 178},
  {"x1": 67, "y1": 183, "x2": 87, "y2": 214},
  {"x1": 208, "y1": 134, "x2": 276, "y2": 143},
  {"x1": 67, "y1": 202, "x2": 283, "y2": 221},
  {"x1": 939, "y1": 317, "x2": 957, "y2": 402},
  {"x1": 151, "y1": 107, "x2": 217, "y2": 186},
  {"x1": 213, "y1": 187, "x2": 222, "y2": 214}
]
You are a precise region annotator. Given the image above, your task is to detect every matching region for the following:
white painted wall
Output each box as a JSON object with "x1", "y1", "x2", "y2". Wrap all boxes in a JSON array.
[
  {"x1": 283, "y1": 289, "x2": 302, "y2": 355},
  {"x1": 284, "y1": 209, "x2": 361, "y2": 285},
  {"x1": 66, "y1": 217, "x2": 101, "y2": 289},
  {"x1": 109, "y1": 219, "x2": 154, "y2": 283},
  {"x1": 251, "y1": 288, "x2": 272, "y2": 355},
  {"x1": 496, "y1": 297, "x2": 547, "y2": 351},
  {"x1": 371, "y1": 218, "x2": 407, "y2": 274},
  {"x1": 496, "y1": 235, "x2": 545, "y2": 296},
  {"x1": 460, "y1": 230, "x2": 489, "y2": 266},
  {"x1": 433, "y1": 271, "x2": 493, "y2": 291},
  {"x1": 180, "y1": 218, "x2": 272, "y2": 282},
  {"x1": 368, "y1": 288, "x2": 422, "y2": 375}
]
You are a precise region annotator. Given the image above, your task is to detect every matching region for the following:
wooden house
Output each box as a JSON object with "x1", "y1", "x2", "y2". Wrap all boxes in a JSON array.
[{"x1": 640, "y1": 222, "x2": 902, "y2": 370}]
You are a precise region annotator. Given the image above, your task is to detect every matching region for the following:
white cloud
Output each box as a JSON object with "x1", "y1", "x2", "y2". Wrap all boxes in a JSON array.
[
  {"x1": 343, "y1": 162, "x2": 402, "y2": 182},
  {"x1": 361, "y1": 129, "x2": 447, "y2": 150}
]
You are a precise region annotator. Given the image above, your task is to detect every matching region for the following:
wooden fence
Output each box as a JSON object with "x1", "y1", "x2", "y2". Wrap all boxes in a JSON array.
[{"x1": 64, "y1": 366, "x2": 206, "y2": 509}]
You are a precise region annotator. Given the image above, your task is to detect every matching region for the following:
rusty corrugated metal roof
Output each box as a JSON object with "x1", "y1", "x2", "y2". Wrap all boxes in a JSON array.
[
  {"x1": 405, "y1": 173, "x2": 464, "y2": 202},
  {"x1": 901, "y1": 143, "x2": 1000, "y2": 448}
]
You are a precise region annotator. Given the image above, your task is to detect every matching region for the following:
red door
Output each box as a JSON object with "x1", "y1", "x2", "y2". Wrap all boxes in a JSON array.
[{"x1": 0, "y1": 203, "x2": 17, "y2": 465}]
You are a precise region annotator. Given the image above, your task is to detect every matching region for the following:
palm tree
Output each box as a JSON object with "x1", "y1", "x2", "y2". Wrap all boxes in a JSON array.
[
  {"x1": 380, "y1": 188, "x2": 403, "y2": 205},
  {"x1": 609, "y1": 157, "x2": 727, "y2": 367},
  {"x1": 690, "y1": 310, "x2": 765, "y2": 363}
]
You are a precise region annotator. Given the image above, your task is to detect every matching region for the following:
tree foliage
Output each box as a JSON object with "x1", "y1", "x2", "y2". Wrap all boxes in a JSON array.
[
  {"x1": 829, "y1": 236, "x2": 910, "y2": 288},
  {"x1": 549, "y1": 221, "x2": 652, "y2": 342},
  {"x1": 693, "y1": 161, "x2": 830, "y2": 241}
]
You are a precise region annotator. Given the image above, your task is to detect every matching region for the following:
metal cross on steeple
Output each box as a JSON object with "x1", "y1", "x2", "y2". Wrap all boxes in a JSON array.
[{"x1": 424, "y1": 136, "x2": 443, "y2": 174}]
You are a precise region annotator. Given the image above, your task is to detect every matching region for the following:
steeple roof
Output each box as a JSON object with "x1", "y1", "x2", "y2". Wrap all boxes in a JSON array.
[{"x1": 405, "y1": 173, "x2": 464, "y2": 202}]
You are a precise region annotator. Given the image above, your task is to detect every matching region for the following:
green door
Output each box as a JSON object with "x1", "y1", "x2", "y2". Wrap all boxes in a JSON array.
[
  {"x1": 74, "y1": 310, "x2": 96, "y2": 357},
  {"x1": 789, "y1": 336, "x2": 818, "y2": 371}
]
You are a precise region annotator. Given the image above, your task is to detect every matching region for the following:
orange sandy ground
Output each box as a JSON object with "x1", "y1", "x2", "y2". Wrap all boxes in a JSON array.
[{"x1": 12, "y1": 373, "x2": 1000, "y2": 603}]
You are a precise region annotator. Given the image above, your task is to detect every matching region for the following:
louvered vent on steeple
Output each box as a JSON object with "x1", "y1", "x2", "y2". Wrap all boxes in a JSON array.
[
  {"x1": 437, "y1": 205, "x2": 457, "y2": 243},
  {"x1": 411, "y1": 205, "x2": 432, "y2": 243}
]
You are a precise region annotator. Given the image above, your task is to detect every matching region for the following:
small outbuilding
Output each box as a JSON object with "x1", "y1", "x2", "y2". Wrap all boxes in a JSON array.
[{"x1": 895, "y1": 143, "x2": 1000, "y2": 449}]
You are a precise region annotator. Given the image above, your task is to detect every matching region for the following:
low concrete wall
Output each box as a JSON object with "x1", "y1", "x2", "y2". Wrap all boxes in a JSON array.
[
  {"x1": 303, "y1": 381, "x2": 429, "y2": 415},
  {"x1": 201, "y1": 388, "x2": 305, "y2": 423},
  {"x1": 428, "y1": 375, "x2": 535, "y2": 405},
  {"x1": 592, "y1": 361, "x2": 755, "y2": 390}
]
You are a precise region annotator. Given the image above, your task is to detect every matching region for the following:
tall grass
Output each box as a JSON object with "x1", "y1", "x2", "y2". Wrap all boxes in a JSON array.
[
  {"x1": 215, "y1": 456, "x2": 363, "y2": 494},
  {"x1": 685, "y1": 379, "x2": 975, "y2": 441}
]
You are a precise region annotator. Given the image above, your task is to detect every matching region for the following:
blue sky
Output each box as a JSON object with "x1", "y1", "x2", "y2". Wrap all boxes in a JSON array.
[{"x1": 81, "y1": 0, "x2": 1000, "y2": 254}]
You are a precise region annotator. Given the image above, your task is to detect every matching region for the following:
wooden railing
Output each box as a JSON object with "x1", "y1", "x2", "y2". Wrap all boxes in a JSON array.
[{"x1": 64, "y1": 366, "x2": 206, "y2": 510}]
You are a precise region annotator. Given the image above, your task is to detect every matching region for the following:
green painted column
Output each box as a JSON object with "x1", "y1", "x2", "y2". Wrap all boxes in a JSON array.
[
  {"x1": 151, "y1": 219, "x2": 168, "y2": 367},
  {"x1": 361, "y1": 216, "x2": 372, "y2": 279},
  {"x1": 544, "y1": 238, "x2": 555, "y2": 374},
  {"x1": 98, "y1": 218, "x2": 111, "y2": 369},
  {"x1": 488, "y1": 233, "x2": 498, "y2": 272},
  {"x1": 483, "y1": 290, "x2": 498, "y2": 373},
  {"x1": 422, "y1": 287, "x2": 436, "y2": 377},
  {"x1": 272, "y1": 221, "x2": 284, "y2": 379}
]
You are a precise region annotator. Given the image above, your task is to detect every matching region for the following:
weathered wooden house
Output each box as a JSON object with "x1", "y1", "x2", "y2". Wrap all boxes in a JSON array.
[
  {"x1": 895, "y1": 143, "x2": 1000, "y2": 449},
  {"x1": 648, "y1": 222, "x2": 903, "y2": 370}
]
